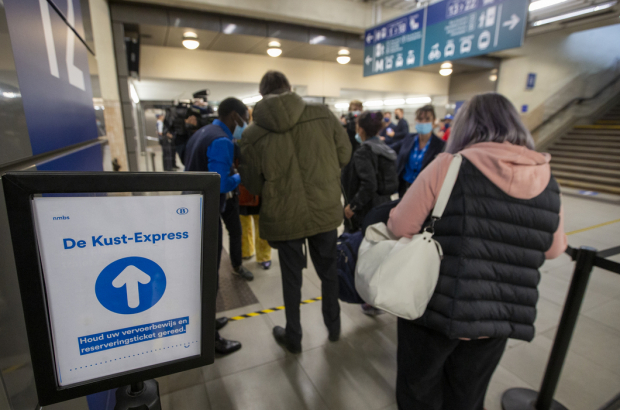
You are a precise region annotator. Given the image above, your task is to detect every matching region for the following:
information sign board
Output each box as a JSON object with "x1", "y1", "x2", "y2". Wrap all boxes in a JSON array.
[
  {"x1": 2, "y1": 172, "x2": 220, "y2": 405},
  {"x1": 363, "y1": 0, "x2": 528, "y2": 76}
]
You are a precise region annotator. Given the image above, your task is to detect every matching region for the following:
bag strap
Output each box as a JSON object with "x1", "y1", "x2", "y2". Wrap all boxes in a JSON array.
[{"x1": 431, "y1": 154, "x2": 462, "y2": 220}]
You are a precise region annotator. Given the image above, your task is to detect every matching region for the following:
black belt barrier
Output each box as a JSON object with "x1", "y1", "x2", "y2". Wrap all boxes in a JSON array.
[{"x1": 502, "y1": 245, "x2": 620, "y2": 410}]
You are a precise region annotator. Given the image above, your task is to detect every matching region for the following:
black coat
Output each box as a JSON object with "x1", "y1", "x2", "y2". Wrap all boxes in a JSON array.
[
  {"x1": 342, "y1": 138, "x2": 397, "y2": 231},
  {"x1": 415, "y1": 158, "x2": 561, "y2": 341},
  {"x1": 394, "y1": 133, "x2": 445, "y2": 197}
]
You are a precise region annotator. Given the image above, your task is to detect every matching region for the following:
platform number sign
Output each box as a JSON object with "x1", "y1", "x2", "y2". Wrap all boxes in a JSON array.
[
  {"x1": 364, "y1": 0, "x2": 528, "y2": 76},
  {"x1": 39, "y1": 0, "x2": 85, "y2": 90}
]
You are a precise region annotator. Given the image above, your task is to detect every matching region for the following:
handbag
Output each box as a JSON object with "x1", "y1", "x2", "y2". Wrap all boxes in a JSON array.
[{"x1": 354, "y1": 154, "x2": 463, "y2": 320}]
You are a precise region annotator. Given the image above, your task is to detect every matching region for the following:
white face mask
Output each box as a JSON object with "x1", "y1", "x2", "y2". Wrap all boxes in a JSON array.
[{"x1": 233, "y1": 121, "x2": 247, "y2": 140}]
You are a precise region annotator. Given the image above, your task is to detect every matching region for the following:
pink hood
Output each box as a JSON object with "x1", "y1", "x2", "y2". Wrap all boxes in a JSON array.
[{"x1": 461, "y1": 142, "x2": 551, "y2": 200}]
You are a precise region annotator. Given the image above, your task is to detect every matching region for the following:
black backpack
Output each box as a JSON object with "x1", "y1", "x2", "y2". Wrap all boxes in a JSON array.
[{"x1": 375, "y1": 153, "x2": 399, "y2": 196}]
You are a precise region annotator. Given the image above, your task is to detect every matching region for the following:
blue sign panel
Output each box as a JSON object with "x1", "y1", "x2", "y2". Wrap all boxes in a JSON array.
[
  {"x1": 3, "y1": 0, "x2": 98, "y2": 155},
  {"x1": 364, "y1": 0, "x2": 528, "y2": 76},
  {"x1": 526, "y1": 73, "x2": 536, "y2": 89}
]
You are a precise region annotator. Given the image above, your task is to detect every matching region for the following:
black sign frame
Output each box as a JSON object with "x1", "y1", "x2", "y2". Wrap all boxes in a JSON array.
[{"x1": 2, "y1": 171, "x2": 220, "y2": 406}]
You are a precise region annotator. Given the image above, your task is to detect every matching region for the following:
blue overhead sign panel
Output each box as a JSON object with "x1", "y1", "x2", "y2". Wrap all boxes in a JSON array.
[{"x1": 363, "y1": 0, "x2": 528, "y2": 76}]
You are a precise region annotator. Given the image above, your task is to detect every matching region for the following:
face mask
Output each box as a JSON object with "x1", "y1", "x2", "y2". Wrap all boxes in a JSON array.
[
  {"x1": 395, "y1": 115, "x2": 401, "y2": 120},
  {"x1": 351, "y1": 110, "x2": 361, "y2": 116},
  {"x1": 384, "y1": 117, "x2": 390, "y2": 123},
  {"x1": 233, "y1": 121, "x2": 247, "y2": 140},
  {"x1": 355, "y1": 134, "x2": 362, "y2": 143},
  {"x1": 415, "y1": 122, "x2": 433, "y2": 135},
  {"x1": 445, "y1": 122, "x2": 450, "y2": 129}
]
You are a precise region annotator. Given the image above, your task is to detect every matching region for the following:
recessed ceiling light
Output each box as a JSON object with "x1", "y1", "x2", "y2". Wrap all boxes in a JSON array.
[
  {"x1": 268, "y1": 41, "x2": 281, "y2": 48},
  {"x1": 364, "y1": 100, "x2": 384, "y2": 107},
  {"x1": 439, "y1": 68, "x2": 453, "y2": 76},
  {"x1": 335, "y1": 102, "x2": 349, "y2": 109},
  {"x1": 440, "y1": 62, "x2": 452, "y2": 69},
  {"x1": 267, "y1": 47, "x2": 282, "y2": 57},
  {"x1": 489, "y1": 74, "x2": 498, "y2": 81},
  {"x1": 338, "y1": 49, "x2": 350, "y2": 56},
  {"x1": 182, "y1": 32, "x2": 199, "y2": 49},
  {"x1": 336, "y1": 56, "x2": 351, "y2": 64}
]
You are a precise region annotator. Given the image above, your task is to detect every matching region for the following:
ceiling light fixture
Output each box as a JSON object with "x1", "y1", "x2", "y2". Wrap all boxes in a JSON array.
[
  {"x1": 268, "y1": 41, "x2": 281, "y2": 48},
  {"x1": 489, "y1": 74, "x2": 498, "y2": 81},
  {"x1": 335, "y1": 102, "x2": 350, "y2": 109},
  {"x1": 529, "y1": 0, "x2": 568, "y2": 11},
  {"x1": 129, "y1": 84, "x2": 140, "y2": 104},
  {"x1": 242, "y1": 95, "x2": 263, "y2": 104},
  {"x1": 182, "y1": 32, "x2": 199, "y2": 50},
  {"x1": 338, "y1": 49, "x2": 350, "y2": 56},
  {"x1": 337, "y1": 56, "x2": 351, "y2": 64},
  {"x1": 223, "y1": 24, "x2": 237, "y2": 35},
  {"x1": 406, "y1": 97, "x2": 432, "y2": 104},
  {"x1": 364, "y1": 100, "x2": 384, "y2": 107},
  {"x1": 440, "y1": 62, "x2": 453, "y2": 69},
  {"x1": 267, "y1": 47, "x2": 282, "y2": 57},
  {"x1": 439, "y1": 68, "x2": 453, "y2": 76},
  {"x1": 309, "y1": 35, "x2": 326, "y2": 45},
  {"x1": 384, "y1": 99, "x2": 405, "y2": 106},
  {"x1": 532, "y1": 1, "x2": 616, "y2": 25}
]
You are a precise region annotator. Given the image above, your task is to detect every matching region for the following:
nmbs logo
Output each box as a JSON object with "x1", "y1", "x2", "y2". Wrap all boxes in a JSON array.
[{"x1": 176, "y1": 207, "x2": 189, "y2": 215}]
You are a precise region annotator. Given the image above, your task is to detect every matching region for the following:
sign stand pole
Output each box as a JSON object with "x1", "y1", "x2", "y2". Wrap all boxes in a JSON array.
[{"x1": 114, "y1": 379, "x2": 161, "y2": 410}]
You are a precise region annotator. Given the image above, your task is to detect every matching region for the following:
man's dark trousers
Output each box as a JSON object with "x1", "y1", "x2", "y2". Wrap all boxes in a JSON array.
[
  {"x1": 269, "y1": 230, "x2": 340, "y2": 347},
  {"x1": 221, "y1": 196, "x2": 243, "y2": 268}
]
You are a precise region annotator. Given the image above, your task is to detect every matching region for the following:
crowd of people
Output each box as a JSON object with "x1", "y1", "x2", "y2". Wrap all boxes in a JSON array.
[{"x1": 177, "y1": 70, "x2": 567, "y2": 410}]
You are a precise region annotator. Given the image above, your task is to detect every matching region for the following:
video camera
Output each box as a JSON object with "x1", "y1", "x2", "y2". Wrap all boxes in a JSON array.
[{"x1": 163, "y1": 89, "x2": 217, "y2": 164}]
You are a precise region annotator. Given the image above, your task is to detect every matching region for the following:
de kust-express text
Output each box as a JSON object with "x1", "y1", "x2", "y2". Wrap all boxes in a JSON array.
[{"x1": 63, "y1": 231, "x2": 189, "y2": 249}]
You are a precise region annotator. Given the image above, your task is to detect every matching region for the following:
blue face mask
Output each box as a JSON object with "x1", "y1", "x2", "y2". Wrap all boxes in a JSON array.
[
  {"x1": 233, "y1": 121, "x2": 247, "y2": 140},
  {"x1": 415, "y1": 122, "x2": 433, "y2": 135},
  {"x1": 355, "y1": 134, "x2": 362, "y2": 143}
]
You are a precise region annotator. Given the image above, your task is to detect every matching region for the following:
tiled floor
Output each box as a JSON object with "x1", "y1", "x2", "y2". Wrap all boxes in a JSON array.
[{"x1": 46, "y1": 189, "x2": 620, "y2": 410}]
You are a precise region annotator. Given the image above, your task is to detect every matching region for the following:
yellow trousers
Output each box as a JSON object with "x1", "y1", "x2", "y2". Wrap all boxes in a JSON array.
[{"x1": 240, "y1": 214, "x2": 272, "y2": 263}]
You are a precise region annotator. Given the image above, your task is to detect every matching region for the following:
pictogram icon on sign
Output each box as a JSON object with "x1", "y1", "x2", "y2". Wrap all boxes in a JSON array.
[{"x1": 95, "y1": 257, "x2": 167, "y2": 314}]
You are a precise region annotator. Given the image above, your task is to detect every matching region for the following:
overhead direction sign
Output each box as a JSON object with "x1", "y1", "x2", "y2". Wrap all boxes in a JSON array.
[{"x1": 363, "y1": 0, "x2": 528, "y2": 76}]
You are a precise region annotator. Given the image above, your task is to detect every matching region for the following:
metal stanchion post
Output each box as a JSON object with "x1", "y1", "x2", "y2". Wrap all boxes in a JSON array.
[
  {"x1": 114, "y1": 379, "x2": 161, "y2": 410},
  {"x1": 502, "y1": 246, "x2": 598, "y2": 410}
]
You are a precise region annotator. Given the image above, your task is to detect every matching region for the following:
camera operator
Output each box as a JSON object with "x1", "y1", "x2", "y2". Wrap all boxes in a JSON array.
[{"x1": 165, "y1": 90, "x2": 214, "y2": 164}]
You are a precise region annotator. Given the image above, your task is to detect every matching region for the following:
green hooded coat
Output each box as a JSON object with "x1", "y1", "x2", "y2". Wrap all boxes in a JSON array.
[{"x1": 239, "y1": 92, "x2": 352, "y2": 242}]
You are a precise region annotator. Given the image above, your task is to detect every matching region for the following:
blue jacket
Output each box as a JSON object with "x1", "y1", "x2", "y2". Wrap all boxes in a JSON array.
[
  {"x1": 184, "y1": 120, "x2": 240, "y2": 194},
  {"x1": 385, "y1": 118, "x2": 410, "y2": 147},
  {"x1": 393, "y1": 133, "x2": 445, "y2": 196}
]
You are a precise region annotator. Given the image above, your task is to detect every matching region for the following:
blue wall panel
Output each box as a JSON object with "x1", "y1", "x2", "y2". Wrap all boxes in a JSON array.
[
  {"x1": 37, "y1": 144, "x2": 103, "y2": 172},
  {"x1": 3, "y1": 0, "x2": 98, "y2": 155}
]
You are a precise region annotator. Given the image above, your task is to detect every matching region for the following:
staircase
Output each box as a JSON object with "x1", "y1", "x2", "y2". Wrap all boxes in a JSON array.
[{"x1": 548, "y1": 101, "x2": 620, "y2": 195}]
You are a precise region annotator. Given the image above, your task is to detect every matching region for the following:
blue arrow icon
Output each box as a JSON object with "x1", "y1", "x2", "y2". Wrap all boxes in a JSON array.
[{"x1": 95, "y1": 257, "x2": 166, "y2": 314}]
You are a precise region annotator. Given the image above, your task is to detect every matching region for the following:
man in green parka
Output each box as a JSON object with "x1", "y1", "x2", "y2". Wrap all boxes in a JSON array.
[{"x1": 239, "y1": 71, "x2": 351, "y2": 353}]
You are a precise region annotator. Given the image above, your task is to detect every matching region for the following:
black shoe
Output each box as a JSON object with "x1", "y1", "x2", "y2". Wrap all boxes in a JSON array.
[
  {"x1": 233, "y1": 265, "x2": 254, "y2": 281},
  {"x1": 328, "y1": 328, "x2": 340, "y2": 342},
  {"x1": 214, "y1": 334, "x2": 241, "y2": 355},
  {"x1": 215, "y1": 317, "x2": 229, "y2": 330},
  {"x1": 272, "y1": 326, "x2": 301, "y2": 354}
]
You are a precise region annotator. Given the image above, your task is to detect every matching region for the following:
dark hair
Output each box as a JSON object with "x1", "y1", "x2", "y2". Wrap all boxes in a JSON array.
[
  {"x1": 446, "y1": 93, "x2": 534, "y2": 154},
  {"x1": 415, "y1": 104, "x2": 436, "y2": 121},
  {"x1": 357, "y1": 111, "x2": 384, "y2": 137},
  {"x1": 218, "y1": 97, "x2": 247, "y2": 119},
  {"x1": 259, "y1": 71, "x2": 291, "y2": 96}
]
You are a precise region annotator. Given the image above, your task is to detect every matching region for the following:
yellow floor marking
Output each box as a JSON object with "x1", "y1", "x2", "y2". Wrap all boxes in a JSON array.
[{"x1": 567, "y1": 218, "x2": 620, "y2": 236}]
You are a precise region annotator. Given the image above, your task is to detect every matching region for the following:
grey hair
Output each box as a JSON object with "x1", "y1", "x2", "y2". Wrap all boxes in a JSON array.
[{"x1": 445, "y1": 93, "x2": 534, "y2": 154}]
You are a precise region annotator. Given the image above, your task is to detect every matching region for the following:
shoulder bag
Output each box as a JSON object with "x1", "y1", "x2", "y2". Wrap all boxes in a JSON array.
[{"x1": 354, "y1": 154, "x2": 462, "y2": 320}]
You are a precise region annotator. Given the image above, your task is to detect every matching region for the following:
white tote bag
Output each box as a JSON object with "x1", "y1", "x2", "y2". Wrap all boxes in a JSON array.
[{"x1": 355, "y1": 154, "x2": 462, "y2": 320}]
